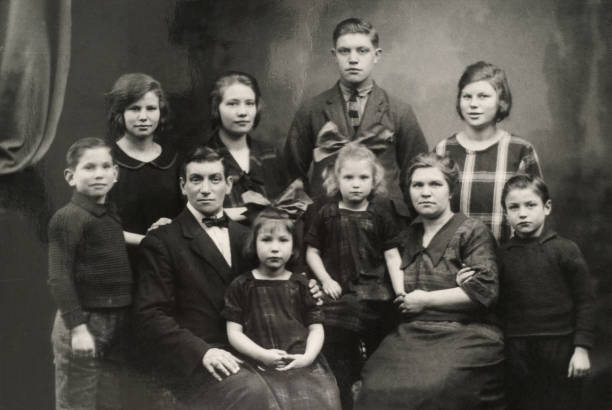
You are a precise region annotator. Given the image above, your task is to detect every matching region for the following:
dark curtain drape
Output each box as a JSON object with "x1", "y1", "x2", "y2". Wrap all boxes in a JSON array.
[{"x1": 0, "y1": 0, "x2": 71, "y2": 175}]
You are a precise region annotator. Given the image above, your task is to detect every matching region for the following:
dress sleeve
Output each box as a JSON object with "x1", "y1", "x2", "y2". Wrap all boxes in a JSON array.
[
  {"x1": 377, "y1": 204, "x2": 403, "y2": 251},
  {"x1": 222, "y1": 277, "x2": 246, "y2": 325},
  {"x1": 47, "y1": 209, "x2": 87, "y2": 329},
  {"x1": 304, "y1": 206, "x2": 324, "y2": 249},
  {"x1": 458, "y1": 220, "x2": 499, "y2": 308},
  {"x1": 518, "y1": 142, "x2": 543, "y2": 178},
  {"x1": 560, "y1": 241, "x2": 596, "y2": 348}
]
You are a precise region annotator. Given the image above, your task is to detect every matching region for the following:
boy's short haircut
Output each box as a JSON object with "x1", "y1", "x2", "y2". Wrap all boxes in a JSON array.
[
  {"x1": 501, "y1": 174, "x2": 550, "y2": 210},
  {"x1": 65, "y1": 137, "x2": 112, "y2": 169},
  {"x1": 456, "y1": 61, "x2": 512, "y2": 122},
  {"x1": 333, "y1": 18, "x2": 379, "y2": 48},
  {"x1": 180, "y1": 146, "x2": 228, "y2": 180}
]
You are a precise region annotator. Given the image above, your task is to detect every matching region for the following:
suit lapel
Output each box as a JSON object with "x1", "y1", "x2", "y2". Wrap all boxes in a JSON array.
[
  {"x1": 178, "y1": 209, "x2": 234, "y2": 284},
  {"x1": 323, "y1": 85, "x2": 352, "y2": 138},
  {"x1": 357, "y1": 83, "x2": 387, "y2": 135}
]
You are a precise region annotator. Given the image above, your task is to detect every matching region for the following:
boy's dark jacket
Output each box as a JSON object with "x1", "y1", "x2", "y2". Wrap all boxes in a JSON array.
[{"x1": 284, "y1": 82, "x2": 427, "y2": 217}]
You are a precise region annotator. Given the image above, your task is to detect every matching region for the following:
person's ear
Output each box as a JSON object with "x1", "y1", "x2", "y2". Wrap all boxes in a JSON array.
[
  {"x1": 544, "y1": 199, "x2": 552, "y2": 216},
  {"x1": 374, "y1": 48, "x2": 382, "y2": 63},
  {"x1": 225, "y1": 175, "x2": 233, "y2": 196},
  {"x1": 64, "y1": 168, "x2": 75, "y2": 186},
  {"x1": 179, "y1": 177, "x2": 186, "y2": 195},
  {"x1": 112, "y1": 165, "x2": 119, "y2": 183},
  {"x1": 330, "y1": 48, "x2": 337, "y2": 57}
]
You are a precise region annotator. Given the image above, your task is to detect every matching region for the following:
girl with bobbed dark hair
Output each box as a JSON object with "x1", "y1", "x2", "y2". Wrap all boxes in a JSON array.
[
  {"x1": 105, "y1": 73, "x2": 182, "y2": 409},
  {"x1": 106, "y1": 73, "x2": 182, "y2": 248},
  {"x1": 356, "y1": 152, "x2": 505, "y2": 409},
  {"x1": 204, "y1": 71, "x2": 287, "y2": 222},
  {"x1": 435, "y1": 61, "x2": 542, "y2": 243}
]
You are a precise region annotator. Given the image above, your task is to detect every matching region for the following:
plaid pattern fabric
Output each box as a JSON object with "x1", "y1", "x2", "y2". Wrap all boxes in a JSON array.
[
  {"x1": 435, "y1": 130, "x2": 542, "y2": 242},
  {"x1": 223, "y1": 273, "x2": 322, "y2": 354}
]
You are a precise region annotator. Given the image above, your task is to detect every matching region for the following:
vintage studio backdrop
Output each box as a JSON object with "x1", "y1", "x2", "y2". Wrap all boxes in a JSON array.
[{"x1": 1, "y1": 0, "x2": 611, "y2": 408}]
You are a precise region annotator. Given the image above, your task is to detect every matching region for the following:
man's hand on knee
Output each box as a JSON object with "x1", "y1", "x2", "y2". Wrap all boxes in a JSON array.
[{"x1": 202, "y1": 348, "x2": 243, "y2": 381}]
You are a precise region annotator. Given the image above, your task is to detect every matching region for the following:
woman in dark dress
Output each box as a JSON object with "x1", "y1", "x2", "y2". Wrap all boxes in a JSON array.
[
  {"x1": 356, "y1": 153, "x2": 505, "y2": 410},
  {"x1": 106, "y1": 73, "x2": 182, "y2": 260},
  {"x1": 205, "y1": 71, "x2": 286, "y2": 222},
  {"x1": 105, "y1": 73, "x2": 182, "y2": 409}
]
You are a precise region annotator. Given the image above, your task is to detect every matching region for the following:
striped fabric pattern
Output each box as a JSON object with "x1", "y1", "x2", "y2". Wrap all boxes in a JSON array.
[{"x1": 435, "y1": 130, "x2": 542, "y2": 242}]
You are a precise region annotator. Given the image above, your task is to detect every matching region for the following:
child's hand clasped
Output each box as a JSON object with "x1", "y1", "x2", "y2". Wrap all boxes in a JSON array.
[
  {"x1": 260, "y1": 348, "x2": 290, "y2": 368},
  {"x1": 322, "y1": 279, "x2": 342, "y2": 300},
  {"x1": 276, "y1": 353, "x2": 312, "y2": 371},
  {"x1": 71, "y1": 324, "x2": 96, "y2": 358}
]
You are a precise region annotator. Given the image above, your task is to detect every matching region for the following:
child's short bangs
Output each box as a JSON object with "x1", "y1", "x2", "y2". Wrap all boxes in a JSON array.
[{"x1": 257, "y1": 218, "x2": 293, "y2": 236}]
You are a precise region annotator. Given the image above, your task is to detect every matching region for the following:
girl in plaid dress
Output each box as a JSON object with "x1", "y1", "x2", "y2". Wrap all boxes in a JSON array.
[
  {"x1": 305, "y1": 143, "x2": 404, "y2": 409},
  {"x1": 223, "y1": 208, "x2": 341, "y2": 410},
  {"x1": 435, "y1": 61, "x2": 542, "y2": 243}
]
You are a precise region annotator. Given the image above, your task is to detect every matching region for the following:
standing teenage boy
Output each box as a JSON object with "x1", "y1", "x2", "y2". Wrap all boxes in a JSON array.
[{"x1": 284, "y1": 17, "x2": 428, "y2": 219}]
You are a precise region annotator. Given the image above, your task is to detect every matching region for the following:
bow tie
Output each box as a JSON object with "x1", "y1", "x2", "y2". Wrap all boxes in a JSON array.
[{"x1": 202, "y1": 214, "x2": 229, "y2": 228}]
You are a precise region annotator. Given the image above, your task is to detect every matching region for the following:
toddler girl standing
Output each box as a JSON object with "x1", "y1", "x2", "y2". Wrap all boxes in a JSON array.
[
  {"x1": 435, "y1": 61, "x2": 542, "y2": 243},
  {"x1": 305, "y1": 143, "x2": 404, "y2": 409},
  {"x1": 223, "y1": 208, "x2": 341, "y2": 410}
]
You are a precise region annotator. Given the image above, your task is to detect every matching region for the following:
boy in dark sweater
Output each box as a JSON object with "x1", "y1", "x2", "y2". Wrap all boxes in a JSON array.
[
  {"x1": 498, "y1": 174, "x2": 596, "y2": 410},
  {"x1": 48, "y1": 137, "x2": 132, "y2": 409}
]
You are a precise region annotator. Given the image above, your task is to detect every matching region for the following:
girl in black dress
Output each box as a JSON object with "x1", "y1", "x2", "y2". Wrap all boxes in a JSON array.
[
  {"x1": 106, "y1": 73, "x2": 182, "y2": 251},
  {"x1": 223, "y1": 208, "x2": 341, "y2": 410}
]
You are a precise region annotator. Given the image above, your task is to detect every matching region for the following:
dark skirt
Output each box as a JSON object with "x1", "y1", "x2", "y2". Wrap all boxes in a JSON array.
[
  {"x1": 258, "y1": 357, "x2": 341, "y2": 410},
  {"x1": 356, "y1": 320, "x2": 505, "y2": 410}
]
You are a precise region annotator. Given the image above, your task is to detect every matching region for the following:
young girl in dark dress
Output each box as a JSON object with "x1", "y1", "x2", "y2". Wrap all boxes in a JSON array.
[
  {"x1": 105, "y1": 73, "x2": 181, "y2": 409},
  {"x1": 223, "y1": 208, "x2": 341, "y2": 410},
  {"x1": 106, "y1": 73, "x2": 182, "y2": 254},
  {"x1": 305, "y1": 143, "x2": 404, "y2": 409},
  {"x1": 205, "y1": 71, "x2": 286, "y2": 223}
]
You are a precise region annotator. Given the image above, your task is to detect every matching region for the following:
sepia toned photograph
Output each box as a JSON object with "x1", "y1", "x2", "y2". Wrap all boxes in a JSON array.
[{"x1": 1, "y1": 0, "x2": 611, "y2": 409}]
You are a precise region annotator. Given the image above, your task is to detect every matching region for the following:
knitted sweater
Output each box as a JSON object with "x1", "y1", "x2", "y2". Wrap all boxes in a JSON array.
[
  {"x1": 48, "y1": 192, "x2": 132, "y2": 329},
  {"x1": 498, "y1": 229, "x2": 596, "y2": 347}
]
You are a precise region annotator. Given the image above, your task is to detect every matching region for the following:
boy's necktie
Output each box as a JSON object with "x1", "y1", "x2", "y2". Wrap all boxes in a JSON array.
[{"x1": 347, "y1": 90, "x2": 360, "y2": 130}]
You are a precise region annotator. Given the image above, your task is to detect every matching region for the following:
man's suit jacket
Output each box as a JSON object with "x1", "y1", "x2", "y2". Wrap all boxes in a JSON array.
[
  {"x1": 284, "y1": 82, "x2": 428, "y2": 217},
  {"x1": 135, "y1": 208, "x2": 252, "y2": 379}
]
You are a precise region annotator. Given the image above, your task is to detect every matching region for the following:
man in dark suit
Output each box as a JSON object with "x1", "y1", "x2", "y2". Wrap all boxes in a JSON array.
[{"x1": 134, "y1": 147, "x2": 279, "y2": 409}]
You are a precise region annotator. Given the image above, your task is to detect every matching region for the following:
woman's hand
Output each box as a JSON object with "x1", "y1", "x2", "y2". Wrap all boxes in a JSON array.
[
  {"x1": 225, "y1": 207, "x2": 248, "y2": 221},
  {"x1": 276, "y1": 353, "x2": 312, "y2": 371},
  {"x1": 202, "y1": 348, "x2": 243, "y2": 381},
  {"x1": 456, "y1": 266, "x2": 476, "y2": 286},
  {"x1": 394, "y1": 290, "x2": 430, "y2": 314},
  {"x1": 71, "y1": 324, "x2": 96, "y2": 358},
  {"x1": 322, "y1": 279, "x2": 342, "y2": 300},
  {"x1": 147, "y1": 217, "x2": 172, "y2": 232},
  {"x1": 259, "y1": 349, "x2": 289, "y2": 368},
  {"x1": 568, "y1": 346, "x2": 591, "y2": 378}
]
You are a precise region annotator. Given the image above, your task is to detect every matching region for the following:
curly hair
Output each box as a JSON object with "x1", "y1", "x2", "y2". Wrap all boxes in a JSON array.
[
  {"x1": 322, "y1": 142, "x2": 386, "y2": 199},
  {"x1": 105, "y1": 73, "x2": 170, "y2": 140}
]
